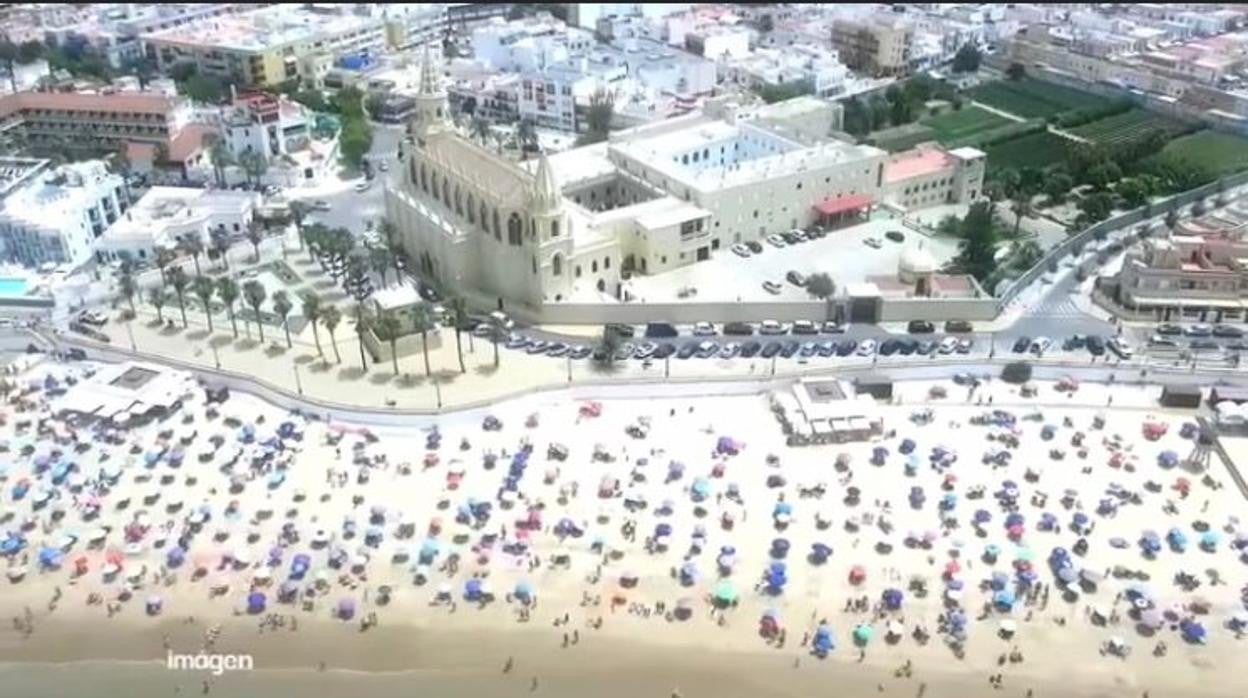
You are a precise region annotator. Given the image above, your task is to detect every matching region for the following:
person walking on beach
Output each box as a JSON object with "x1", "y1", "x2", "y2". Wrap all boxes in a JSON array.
[{"x1": 503, "y1": 657, "x2": 514, "y2": 673}]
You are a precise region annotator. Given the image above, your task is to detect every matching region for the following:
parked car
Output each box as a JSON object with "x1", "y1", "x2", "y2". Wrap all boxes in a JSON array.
[
  {"x1": 692, "y1": 321, "x2": 717, "y2": 336},
  {"x1": 908, "y1": 320, "x2": 935, "y2": 334},
  {"x1": 607, "y1": 323, "x2": 636, "y2": 338},
  {"x1": 1063, "y1": 335, "x2": 1087, "y2": 351},
  {"x1": 762, "y1": 280, "x2": 783, "y2": 295},
  {"x1": 1184, "y1": 324, "x2": 1213, "y2": 337},
  {"x1": 917, "y1": 340, "x2": 938, "y2": 355},
  {"x1": 723, "y1": 321, "x2": 754, "y2": 336},
  {"x1": 525, "y1": 339, "x2": 549, "y2": 354},
  {"x1": 956, "y1": 338, "x2": 973, "y2": 354},
  {"x1": 504, "y1": 334, "x2": 529, "y2": 350},
  {"x1": 1213, "y1": 324, "x2": 1244, "y2": 338},
  {"x1": 791, "y1": 320, "x2": 818, "y2": 335},
  {"x1": 653, "y1": 343, "x2": 676, "y2": 359},
  {"x1": 944, "y1": 320, "x2": 973, "y2": 333},
  {"x1": 546, "y1": 342, "x2": 570, "y2": 357},
  {"x1": 731, "y1": 243, "x2": 751, "y2": 257},
  {"x1": 740, "y1": 341, "x2": 762, "y2": 358},
  {"x1": 817, "y1": 340, "x2": 837, "y2": 357},
  {"x1": 1107, "y1": 338, "x2": 1133, "y2": 358},
  {"x1": 766, "y1": 234, "x2": 787, "y2": 248},
  {"x1": 745, "y1": 241, "x2": 764, "y2": 254},
  {"x1": 779, "y1": 341, "x2": 800, "y2": 358},
  {"x1": 1155, "y1": 323, "x2": 1183, "y2": 336},
  {"x1": 885, "y1": 230, "x2": 905, "y2": 243},
  {"x1": 786, "y1": 270, "x2": 807, "y2": 287},
  {"x1": 822, "y1": 321, "x2": 845, "y2": 334},
  {"x1": 311, "y1": 200, "x2": 331, "y2": 211},
  {"x1": 645, "y1": 322, "x2": 679, "y2": 338},
  {"x1": 613, "y1": 342, "x2": 636, "y2": 361},
  {"x1": 864, "y1": 237, "x2": 883, "y2": 249},
  {"x1": 695, "y1": 341, "x2": 718, "y2": 358},
  {"x1": 569, "y1": 345, "x2": 592, "y2": 359},
  {"x1": 856, "y1": 339, "x2": 877, "y2": 356},
  {"x1": 799, "y1": 341, "x2": 819, "y2": 357},
  {"x1": 488, "y1": 310, "x2": 514, "y2": 330},
  {"x1": 1086, "y1": 335, "x2": 1106, "y2": 356},
  {"x1": 633, "y1": 342, "x2": 657, "y2": 359},
  {"x1": 789, "y1": 228, "x2": 808, "y2": 242},
  {"x1": 879, "y1": 339, "x2": 901, "y2": 356},
  {"x1": 836, "y1": 339, "x2": 857, "y2": 356},
  {"x1": 760, "y1": 341, "x2": 783, "y2": 358},
  {"x1": 78, "y1": 310, "x2": 108, "y2": 326},
  {"x1": 1190, "y1": 339, "x2": 1221, "y2": 351},
  {"x1": 759, "y1": 320, "x2": 788, "y2": 335},
  {"x1": 938, "y1": 337, "x2": 959, "y2": 354},
  {"x1": 1012, "y1": 336, "x2": 1032, "y2": 353},
  {"x1": 898, "y1": 339, "x2": 919, "y2": 355},
  {"x1": 718, "y1": 342, "x2": 741, "y2": 359},
  {"x1": 353, "y1": 181, "x2": 370, "y2": 193},
  {"x1": 677, "y1": 342, "x2": 699, "y2": 359},
  {"x1": 1029, "y1": 336, "x2": 1052, "y2": 356},
  {"x1": 1149, "y1": 335, "x2": 1178, "y2": 348}
]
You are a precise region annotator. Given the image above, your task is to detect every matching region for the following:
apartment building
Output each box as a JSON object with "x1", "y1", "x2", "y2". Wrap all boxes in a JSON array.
[
  {"x1": 43, "y1": 3, "x2": 247, "y2": 69},
  {"x1": 831, "y1": 17, "x2": 914, "y2": 78},
  {"x1": 0, "y1": 158, "x2": 127, "y2": 269},
  {"x1": 98, "y1": 186, "x2": 259, "y2": 263},
  {"x1": 145, "y1": 5, "x2": 386, "y2": 88},
  {"x1": 0, "y1": 90, "x2": 192, "y2": 154},
  {"x1": 1108, "y1": 200, "x2": 1248, "y2": 323}
]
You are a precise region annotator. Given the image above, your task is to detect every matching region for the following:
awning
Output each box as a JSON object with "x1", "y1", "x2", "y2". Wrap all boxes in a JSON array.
[
  {"x1": 814, "y1": 194, "x2": 873, "y2": 217},
  {"x1": 1129, "y1": 296, "x2": 1247, "y2": 309}
]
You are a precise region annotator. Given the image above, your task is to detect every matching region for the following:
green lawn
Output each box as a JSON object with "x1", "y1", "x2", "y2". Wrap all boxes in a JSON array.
[
  {"x1": 922, "y1": 106, "x2": 1013, "y2": 143},
  {"x1": 985, "y1": 131, "x2": 1074, "y2": 171},
  {"x1": 1070, "y1": 109, "x2": 1186, "y2": 148},
  {"x1": 968, "y1": 78, "x2": 1111, "y2": 120},
  {"x1": 1149, "y1": 130, "x2": 1248, "y2": 177}
]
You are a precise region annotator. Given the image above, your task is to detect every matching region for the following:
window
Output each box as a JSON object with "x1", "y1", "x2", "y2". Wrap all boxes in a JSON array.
[
  {"x1": 492, "y1": 209, "x2": 501, "y2": 240},
  {"x1": 550, "y1": 220, "x2": 559, "y2": 238},
  {"x1": 507, "y1": 213, "x2": 523, "y2": 245},
  {"x1": 592, "y1": 260, "x2": 598, "y2": 273},
  {"x1": 753, "y1": 210, "x2": 759, "y2": 219},
  {"x1": 454, "y1": 188, "x2": 462, "y2": 215},
  {"x1": 467, "y1": 195, "x2": 476, "y2": 223},
  {"x1": 420, "y1": 164, "x2": 428, "y2": 192},
  {"x1": 575, "y1": 265, "x2": 582, "y2": 278},
  {"x1": 604, "y1": 257, "x2": 610, "y2": 270},
  {"x1": 551, "y1": 253, "x2": 562, "y2": 276}
]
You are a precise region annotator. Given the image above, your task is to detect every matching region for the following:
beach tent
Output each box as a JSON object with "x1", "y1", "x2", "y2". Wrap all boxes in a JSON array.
[
  {"x1": 514, "y1": 580, "x2": 535, "y2": 602},
  {"x1": 337, "y1": 598, "x2": 356, "y2": 620},
  {"x1": 993, "y1": 589, "x2": 1016, "y2": 610},
  {"x1": 771, "y1": 538, "x2": 791, "y2": 559},
  {"x1": 882, "y1": 588, "x2": 903, "y2": 610},
  {"x1": 809, "y1": 542, "x2": 832, "y2": 565},
  {"x1": 813, "y1": 623, "x2": 835, "y2": 655},
  {"x1": 853, "y1": 624, "x2": 874, "y2": 645},
  {"x1": 679, "y1": 561, "x2": 699, "y2": 586},
  {"x1": 247, "y1": 591, "x2": 267, "y2": 614},
  {"x1": 1180, "y1": 619, "x2": 1208, "y2": 644},
  {"x1": 713, "y1": 580, "x2": 738, "y2": 607}
]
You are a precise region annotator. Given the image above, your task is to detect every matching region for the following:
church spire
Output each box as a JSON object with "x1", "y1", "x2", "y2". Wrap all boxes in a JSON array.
[
  {"x1": 419, "y1": 43, "x2": 441, "y2": 96},
  {"x1": 530, "y1": 151, "x2": 561, "y2": 212}
]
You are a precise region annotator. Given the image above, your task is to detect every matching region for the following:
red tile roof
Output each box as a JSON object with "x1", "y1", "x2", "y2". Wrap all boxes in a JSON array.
[
  {"x1": 813, "y1": 193, "x2": 873, "y2": 216},
  {"x1": 0, "y1": 90, "x2": 178, "y2": 118},
  {"x1": 167, "y1": 123, "x2": 211, "y2": 162}
]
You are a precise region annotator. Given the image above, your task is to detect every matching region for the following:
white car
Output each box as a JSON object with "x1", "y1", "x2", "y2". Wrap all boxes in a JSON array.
[
  {"x1": 766, "y1": 234, "x2": 787, "y2": 248},
  {"x1": 1029, "y1": 336, "x2": 1052, "y2": 356},
  {"x1": 864, "y1": 238, "x2": 883, "y2": 249},
  {"x1": 353, "y1": 181, "x2": 371, "y2": 193},
  {"x1": 1108, "y1": 338, "x2": 1134, "y2": 359},
  {"x1": 762, "y1": 280, "x2": 783, "y2": 294},
  {"x1": 731, "y1": 243, "x2": 751, "y2": 257},
  {"x1": 759, "y1": 320, "x2": 789, "y2": 335},
  {"x1": 938, "y1": 336, "x2": 959, "y2": 354},
  {"x1": 311, "y1": 200, "x2": 331, "y2": 211},
  {"x1": 692, "y1": 321, "x2": 717, "y2": 336},
  {"x1": 634, "y1": 342, "x2": 658, "y2": 359},
  {"x1": 489, "y1": 310, "x2": 515, "y2": 330},
  {"x1": 856, "y1": 339, "x2": 877, "y2": 356}
]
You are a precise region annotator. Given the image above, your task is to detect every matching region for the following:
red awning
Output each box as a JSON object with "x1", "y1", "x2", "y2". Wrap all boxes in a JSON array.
[{"x1": 814, "y1": 193, "x2": 873, "y2": 216}]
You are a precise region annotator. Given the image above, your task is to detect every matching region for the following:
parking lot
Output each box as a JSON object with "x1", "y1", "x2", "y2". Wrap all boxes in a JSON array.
[{"x1": 622, "y1": 213, "x2": 961, "y2": 303}]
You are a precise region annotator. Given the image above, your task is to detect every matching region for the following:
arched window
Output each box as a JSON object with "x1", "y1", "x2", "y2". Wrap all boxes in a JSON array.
[
  {"x1": 442, "y1": 176, "x2": 451, "y2": 207},
  {"x1": 550, "y1": 220, "x2": 559, "y2": 238},
  {"x1": 466, "y1": 194, "x2": 475, "y2": 223},
  {"x1": 454, "y1": 187, "x2": 462, "y2": 215},
  {"x1": 507, "y1": 213, "x2": 523, "y2": 246},
  {"x1": 551, "y1": 253, "x2": 562, "y2": 276},
  {"x1": 419, "y1": 163, "x2": 428, "y2": 193},
  {"x1": 575, "y1": 265, "x2": 582, "y2": 278},
  {"x1": 492, "y1": 209, "x2": 501, "y2": 240},
  {"x1": 531, "y1": 255, "x2": 537, "y2": 274},
  {"x1": 480, "y1": 202, "x2": 489, "y2": 232},
  {"x1": 409, "y1": 159, "x2": 417, "y2": 185},
  {"x1": 604, "y1": 257, "x2": 611, "y2": 270},
  {"x1": 591, "y1": 260, "x2": 598, "y2": 273}
]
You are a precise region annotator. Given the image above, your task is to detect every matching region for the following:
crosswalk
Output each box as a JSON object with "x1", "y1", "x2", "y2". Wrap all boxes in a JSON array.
[{"x1": 1028, "y1": 296, "x2": 1084, "y2": 319}]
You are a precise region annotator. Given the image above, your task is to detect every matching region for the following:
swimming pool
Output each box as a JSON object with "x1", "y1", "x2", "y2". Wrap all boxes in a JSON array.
[{"x1": 0, "y1": 277, "x2": 29, "y2": 297}]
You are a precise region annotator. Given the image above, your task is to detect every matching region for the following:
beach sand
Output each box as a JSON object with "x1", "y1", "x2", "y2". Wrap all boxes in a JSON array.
[{"x1": 1, "y1": 361, "x2": 1245, "y2": 698}]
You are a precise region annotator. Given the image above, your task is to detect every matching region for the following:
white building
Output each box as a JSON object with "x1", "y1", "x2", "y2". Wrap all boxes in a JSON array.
[
  {"x1": 565, "y1": 3, "x2": 691, "y2": 31},
  {"x1": 386, "y1": 51, "x2": 982, "y2": 310},
  {"x1": 0, "y1": 159, "x2": 127, "y2": 269},
  {"x1": 725, "y1": 45, "x2": 851, "y2": 98},
  {"x1": 97, "y1": 187, "x2": 259, "y2": 263},
  {"x1": 43, "y1": 3, "x2": 244, "y2": 68}
]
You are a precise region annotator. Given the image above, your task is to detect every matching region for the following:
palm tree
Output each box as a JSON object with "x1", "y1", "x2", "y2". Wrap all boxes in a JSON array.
[
  {"x1": 242, "y1": 280, "x2": 267, "y2": 343},
  {"x1": 450, "y1": 296, "x2": 468, "y2": 373},
  {"x1": 168, "y1": 267, "x2": 190, "y2": 328},
  {"x1": 1010, "y1": 186, "x2": 1033, "y2": 238},
  {"x1": 376, "y1": 314, "x2": 402, "y2": 376},
  {"x1": 289, "y1": 201, "x2": 310, "y2": 251},
  {"x1": 272, "y1": 290, "x2": 294, "y2": 348},
  {"x1": 193, "y1": 276, "x2": 215, "y2": 332},
  {"x1": 322, "y1": 304, "x2": 343, "y2": 364},
  {"x1": 369, "y1": 245, "x2": 391, "y2": 287},
  {"x1": 154, "y1": 246, "x2": 177, "y2": 287},
  {"x1": 147, "y1": 287, "x2": 167, "y2": 323},
  {"x1": 471, "y1": 116, "x2": 490, "y2": 145},
  {"x1": 246, "y1": 219, "x2": 264, "y2": 262},
  {"x1": 301, "y1": 291, "x2": 323, "y2": 357},
  {"x1": 206, "y1": 133, "x2": 233, "y2": 187},
  {"x1": 515, "y1": 118, "x2": 538, "y2": 158},
  {"x1": 180, "y1": 236, "x2": 205, "y2": 276},
  {"x1": 489, "y1": 314, "x2": 505, "y2": 368},
  {"x1": 412, "y1": 302, "x2": 434, "y2": 377},
  {"x1": 379, "y1": 220, "x2": 404, "y2": 280},
  {"x1": 305, "y1": 222, "x2": 328, "y2": 263},
  {"x1": 353, "y1": 302, "x2": 371, "y2": 371},
  {"x1": 217, "y1": 277, "x2": 240, "y2": 338},
  {"x1": 118, "y1": 262, "x2": 137, "y2": 314},
  {"x1": 210, "y1": 227, "x2": 230, "y2": 270}
]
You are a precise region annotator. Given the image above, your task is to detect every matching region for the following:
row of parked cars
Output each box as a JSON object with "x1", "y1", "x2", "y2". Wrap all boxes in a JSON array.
[
  {"x1": 487, "y1": 334, "x2": 978, "y2": 363},
  {"x1": 1012, "y1": 334, "x2": 1133, "y2": 359}
]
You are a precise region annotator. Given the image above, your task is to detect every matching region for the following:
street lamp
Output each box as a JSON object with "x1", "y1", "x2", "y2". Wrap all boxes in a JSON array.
[
  {"x1": 433, "y1": 376, "x2": 443, "y2": 409},
  {"x1": 293, "y1": 364, "x2": 303, "y2": 395},
  {"x1": 211, "y1": 344, "x2": 221, "y2": 370},
  {"x1": 126, "y1": 322, "x2": 137, "y2": 352}
]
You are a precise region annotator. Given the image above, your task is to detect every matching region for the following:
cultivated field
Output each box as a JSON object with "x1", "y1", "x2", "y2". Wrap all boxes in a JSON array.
[
  {"x1": 985, "y1": 130, "x2": 1073, "y2": 170},
  {"x1": 921, "y1": 106, "x2": 1014, "y2": 143},
  {"x1": 1149, "y1": 130, "x2": 1248, "y2": 177},
  {"x1": 969, "y1": 78, "x2": 1111, "y2": 119},
  {"x1": 1069, "y1": 109, "x2": 1187, "y2": 148}
]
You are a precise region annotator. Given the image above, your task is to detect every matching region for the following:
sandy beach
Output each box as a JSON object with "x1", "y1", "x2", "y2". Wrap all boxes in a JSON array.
[{"x1": 1, "y1": 356, "x2": 1246, "y2": 698}]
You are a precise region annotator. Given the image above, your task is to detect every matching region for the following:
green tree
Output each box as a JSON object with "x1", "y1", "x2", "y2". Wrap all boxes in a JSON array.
[
  {"x1": 411, "y1": 303, "x2": 435, "y2": 377},
  {"x1": 952, "y1": 43, "x2": 981, "y2": 73},
  {"x1": 17, "y1": 40, "x2": 44, "y2": 65},
  {"x1": 449, "y1": 296, "x2": 468, "y2": 374},
  {"x1": 0, "y1": 41, "x2": 19, "y2": 93},
  {"x1": 122, "y1": 56, "x2": 157, "y2": 90},
  {"x1": 1044, "y1": 172, "x2": 1074, "y2": 204},
  {"x1": 1077, "y1": 191, "x2": 1114, "y2": 225},
  {"x1": 339, "y1": 118, "x2": 373, "y2": 170},
  {"x1": 1013, "y1": 240, "x2": 1044, "y2": 270},
  {"x1": 593, "y1": 325, "x2": 623, "y2": 371},
  {"x1": 843, "y1": 97, "x2": 870, "y2": 136},
  {"x1": 1006, "y1": 62, "x2": 1026, "y2": 81},
  {"x1": 576, "y1": 88, "x2": 615, "y2": 145},
  {"x1": 353, "y1": 303, "x2": 371, "y2": 371},
  {"x1": 179, "y1": 235, "x2": 205, "y2": 276},
  {"x1": 953, "y1": 202, "x2": 998, "y2": 284},
  {"x1": 217, "y1": 277, "x2": 240, "y2": 338},
  {"x1": 1165, "y1": 207, "x2": 1179, "y2": 230},
  {"x1": 155, "y1": 246, "x2": 177, "y2": 287},
  {"x1": 272, "y1": 290, "x2": 294, "y2": 348},
  {"x1": 148, "y1": 287, "x2": 167, "y2": 323},
  {"x1": 289, "y1": 200, "x2": 310, "y2": 251},
  {"x1": 376, "y1": 314, "x2": 402, "y2": 375},
  {"x1": 321, "y1": 304, "x2": 343, "y2": 364},
  {"x1": 471, "y1": 116, "x2": 491, "y2": 145},
  {"x1": 183, "y1": 74, "x2": 226, "y2": 104},
  {"x1": 246, "y1": 219, "x2": 264, "y2": 262},
  {"x1": 118, "y1": 262, "x2": 137, "y2": 314},
  {"x1": 169, "y1": 62, "x2": 197, "y2": 82},
  {"x1": 889, "y1": 94, "x2": 914, "y2": 127},
  {"x1": 237, "y1": 150, "x2": 268, "y2": 188},
  {"x1": 168, "y1": 267, "x2": 191, "y2": 328},
  {"x1": 1086, "y1": 160, "x2": 1122, "y2": 191},
  {"x1": 210, "y1": 227, "x2": 230, "y2": 270},
  {"x1": 758, "y1": 14, "x2": 775, "y2": 33},
  {"x1": 301, "y1": 291, "x2": 323, "y2": 358},
  {"x1": 193, "y1": 276, "x2": 215, "y2": 332},
  {"x1": 489, "y1": 314, "x2": 506, "y2": 368},
  {"x1": 805, "y1": 272, "x2": 837, "y2": 299},
  {"x1": 1009, "y1": 187, "x2": 1033, "y2": 238},
  {"x1": 755, "y1": 80, "x2": 814, "y2": 105},
  {"x1": 242, "y1": 280, "x2": 268, "y2": 343},
  {"x1": 1116, "y1": 178, "x2": 1149, "y2": 209},
  {"x1": 205, "y1": 133, "x2": 233, "y2": 187},
  {"x1": 369, "y1": 245, "x2": 392, "y2": 287},
  {"x1": 515, "y1": 118, "x2": 539, "y2": 157},
  {"x1": 869, "y1": 96, "x2": 891, "y2": 131}
]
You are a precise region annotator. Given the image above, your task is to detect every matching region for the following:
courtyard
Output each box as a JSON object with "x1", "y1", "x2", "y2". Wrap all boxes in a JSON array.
[{"x1": 621, "y1": 212, "x2": 963, "y2": 303}]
